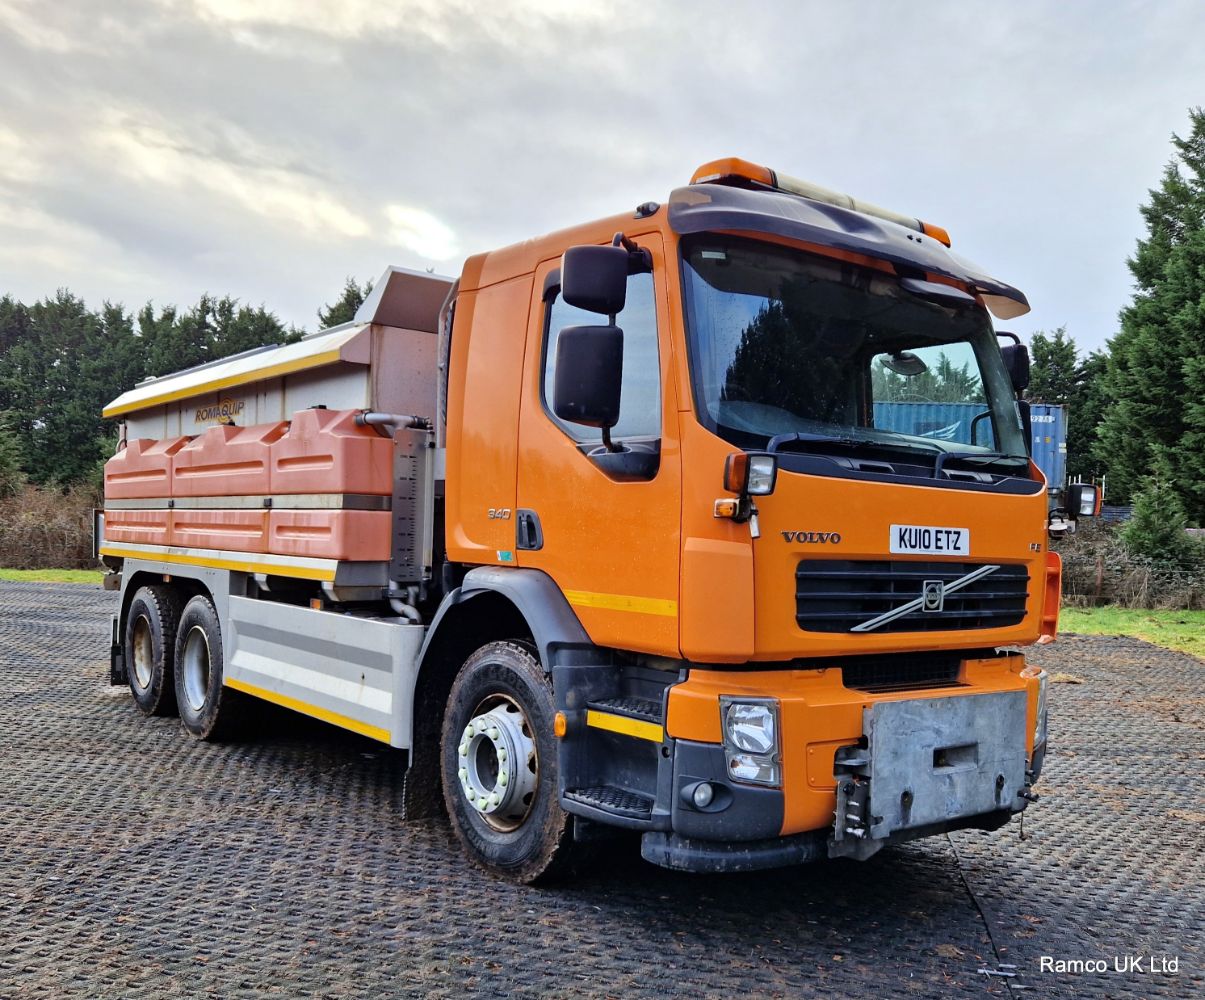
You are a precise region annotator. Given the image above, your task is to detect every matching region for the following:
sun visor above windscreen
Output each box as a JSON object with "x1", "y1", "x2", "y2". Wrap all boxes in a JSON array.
[{"x1": 667, "y1": 184, "x2": 1030, "y2": 320}]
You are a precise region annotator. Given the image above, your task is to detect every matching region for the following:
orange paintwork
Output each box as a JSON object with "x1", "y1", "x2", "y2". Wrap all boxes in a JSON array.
[
  {"x1": 666, "y1": 654, "x2": 1041, "y2": 835},
  {"x1": 745, "y1": 469, "x2": 1049, "y2": 660},
  {"x1": 1040, "y1": 550, "x2": 1062, "y2": 640},
  {"x1": 172, "y1": 422, "x2": 287, "y2": 497},
  {"x1": 444, "y1": 275, "x2": 531, "y2": 565},
  {"x1": 104, "y1": 437, "x2": 188, "y2": 499},
  {"x1": 268, "y1": 510, "x2": 391, "y2": 561},
  {"x1": 270, "y1": 408, "x2": 392, "y2": 496},
  {"x1": 513, "y1": 234, "x2": 682, "y2": 657}
]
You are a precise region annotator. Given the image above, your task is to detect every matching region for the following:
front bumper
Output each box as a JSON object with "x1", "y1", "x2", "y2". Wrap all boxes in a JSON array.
[{"x1": 647, "y1": 654, "x2": 1043, "y2": 869}]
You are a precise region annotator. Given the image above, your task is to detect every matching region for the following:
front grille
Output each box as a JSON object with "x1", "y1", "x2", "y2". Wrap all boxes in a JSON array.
[{"x1": 795, "y1": 560, "x2": 1029, "y2": 633}]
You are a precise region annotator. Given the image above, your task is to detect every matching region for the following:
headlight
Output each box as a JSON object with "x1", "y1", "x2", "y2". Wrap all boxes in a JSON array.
[
  {"x1": 724, "y1": 701, "x2": 776, "y2": 753},
  {"x1": 720, "y1": 697, "x2": 781, "y2": 786}
]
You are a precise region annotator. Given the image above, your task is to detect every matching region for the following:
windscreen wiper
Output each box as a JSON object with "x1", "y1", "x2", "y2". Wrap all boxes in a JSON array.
[
  {"x1": 933, "y1": 450, "x2": 1027, "y2": 479},
  {"x1": 767, "y1": 432, "x2": 862, "y2": 453},
  {"x1": 767, "y1": 431, "x2": 941, "y2": 457}
]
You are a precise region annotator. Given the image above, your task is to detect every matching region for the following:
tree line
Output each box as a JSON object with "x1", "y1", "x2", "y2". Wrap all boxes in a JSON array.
[{"x1": 0, "y1": 278, "x2": 370, "y2": 496}]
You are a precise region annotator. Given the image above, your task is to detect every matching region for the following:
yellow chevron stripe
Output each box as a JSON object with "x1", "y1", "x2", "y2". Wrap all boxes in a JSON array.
[
  {"x1": 564, "y1": 589, "x2": 677, "y2": 618},
  {"x1": 225, "y1": 677, "x2": 391, "y2": 744},
  {"x1": 99, "y1": 545, "x2": 336, "y2": 582},
  {"x1": 586, "y1": 709, "x2": 664, "y2": 743}
]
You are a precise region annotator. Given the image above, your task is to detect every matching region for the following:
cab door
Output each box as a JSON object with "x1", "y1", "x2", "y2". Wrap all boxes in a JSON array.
[{"x1": 516, "y1": 233, "x2": 682, "y2": 657}]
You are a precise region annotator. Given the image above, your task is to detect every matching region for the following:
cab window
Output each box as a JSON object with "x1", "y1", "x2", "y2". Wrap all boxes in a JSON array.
[{"x1": 542, "y1": 271, "x2": 660, "y2": 443}]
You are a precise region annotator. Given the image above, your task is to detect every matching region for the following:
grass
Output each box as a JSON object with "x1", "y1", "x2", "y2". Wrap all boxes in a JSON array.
[
  {"x1": 0, "y1": 568, "x2": 105, "y2": 585},
  {"x1": 1061, "y1": 606, "x2": 1205, "y2": 659}
]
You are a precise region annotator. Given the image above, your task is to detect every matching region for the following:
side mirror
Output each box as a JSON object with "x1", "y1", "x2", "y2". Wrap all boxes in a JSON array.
[
  {"x1": 552, "y1": 324, "x2": 624, "y2": 429},
  {"x1": 561, "y1": 245, "x2": 629, "y2": 315},
  {"x1": 1066, "y1": 482, "x2": 1099, "y2": 519},
  {"x1": 1000, "y1": 342, "x2": 1030, "y2": 392}
]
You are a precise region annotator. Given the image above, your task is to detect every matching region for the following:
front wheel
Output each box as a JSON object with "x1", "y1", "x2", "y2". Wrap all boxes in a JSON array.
[{"x1": 440, "y1": 641, "x2": 577, "y2": 883}]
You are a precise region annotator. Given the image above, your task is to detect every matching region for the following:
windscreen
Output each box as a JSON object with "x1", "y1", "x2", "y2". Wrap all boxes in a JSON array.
[{"x1": 680, "y1": 235, "x2": 1028, "y2": 471}]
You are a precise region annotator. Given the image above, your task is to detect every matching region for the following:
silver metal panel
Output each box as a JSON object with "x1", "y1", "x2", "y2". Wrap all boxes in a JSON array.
[
  {"x1": 354, "y1": 266, "x2": 453, "y2": 333},
  {"x1": 372, "y1": 325, "x2": 437, "y2": 418},
  {"x1": 863, "y1": 691, "x2": 1027, "y2": 838},
  {"x1": 283, "y1": 362, "x2": 371, "y2": 416},
  {"x1": 227, "y1": 596, "x2": 423, "y2": 746},
  {"x1": 390, "y1": 428, "x2": 435, "y2": 584}
]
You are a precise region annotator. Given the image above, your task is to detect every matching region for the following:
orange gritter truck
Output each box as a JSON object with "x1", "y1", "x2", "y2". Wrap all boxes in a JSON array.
[{"x1": 100, "y1": 158, "x2": 1097, "y2": 881}]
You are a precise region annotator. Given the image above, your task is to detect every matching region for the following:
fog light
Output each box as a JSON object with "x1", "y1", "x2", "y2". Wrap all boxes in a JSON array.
[{"x1": 692, "y1": 782, "x2": 714, "y2": 809}]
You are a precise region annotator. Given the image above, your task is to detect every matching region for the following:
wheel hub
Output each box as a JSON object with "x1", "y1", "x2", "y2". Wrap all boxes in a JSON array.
[{"x1": 457, "y1": 698, "x2": 538, "y2": 831}]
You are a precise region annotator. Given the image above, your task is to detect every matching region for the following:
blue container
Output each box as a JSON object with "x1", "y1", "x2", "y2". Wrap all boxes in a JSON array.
[
  {"x1": 872, "y1": 401, "x2": 1067, "y2": 492},
  {"x1": 1028, "y1": 403, "x2": 1067, "y2": 493}
]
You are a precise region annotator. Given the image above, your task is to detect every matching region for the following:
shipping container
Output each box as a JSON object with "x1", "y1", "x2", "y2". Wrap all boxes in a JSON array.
[{"x1": 873, "y1": 401, "x2": 1067, "y2": 493}]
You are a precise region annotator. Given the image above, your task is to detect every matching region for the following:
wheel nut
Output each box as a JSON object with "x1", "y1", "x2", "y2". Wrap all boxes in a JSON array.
[
  {"x1": 487, "y1": 727, "x2": 499, "y2": 740},
  {"x1": 499, "y1": 771, "x2": 508, "y2": 787},
  {"x1": 498, "y1": 748, "x2": 507, "y2": 762}
]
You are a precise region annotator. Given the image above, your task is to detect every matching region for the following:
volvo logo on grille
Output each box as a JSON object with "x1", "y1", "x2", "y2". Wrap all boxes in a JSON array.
[
  {"x1": 922, "y1": 580, "x2": 945, "y2": 612},
  {"x1": 850, "y1": 564, "x2": 1001, "y2": 633}
]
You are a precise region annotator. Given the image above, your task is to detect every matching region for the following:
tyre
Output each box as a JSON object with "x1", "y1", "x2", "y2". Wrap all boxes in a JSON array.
[
  {"x1": 440, "y1": 641, "x2": 577, "y2": 883},
  {"x1": 173, "y1": 595, "x2": 244, "y2": 741},
  {"x1": 125, "y1": 585, "x2": 183, "y2": 717}
]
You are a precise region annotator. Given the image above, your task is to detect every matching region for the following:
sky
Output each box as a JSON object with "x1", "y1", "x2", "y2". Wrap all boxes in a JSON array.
[{"x1": 1, "y1": 0, "x2": 1203, "y2": 350}]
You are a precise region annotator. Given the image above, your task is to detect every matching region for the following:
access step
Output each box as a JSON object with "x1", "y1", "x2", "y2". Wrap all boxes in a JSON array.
[
  {"x1": 564, "y1": 785, "x2": 654, "y2": 821},
  {"x1": 586, "y1": 696, "x2": 662, "y2": 723}
]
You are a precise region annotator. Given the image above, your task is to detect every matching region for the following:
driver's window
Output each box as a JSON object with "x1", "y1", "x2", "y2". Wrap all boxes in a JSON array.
[
  {"x1": 542, "y1": 272, "x2": 660, "y2": 443},
  {"x1": 870, "y1": 343, "x2": 996, "y2": 448}
]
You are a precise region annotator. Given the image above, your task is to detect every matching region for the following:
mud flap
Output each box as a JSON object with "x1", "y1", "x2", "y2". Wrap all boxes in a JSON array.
[
  {"x1": 108, "y1": 614, "x2": 127, "y2": 686},
  {"x1": 830, "y1": 691, "x2": 1028, "y2": 860}
]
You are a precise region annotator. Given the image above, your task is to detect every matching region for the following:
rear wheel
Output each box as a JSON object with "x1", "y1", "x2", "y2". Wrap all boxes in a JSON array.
[
  {"x1": 440, "y1": 641, "x2": 577, "y2": 883},
  {"x1": 125, "y1": 585, "x2": 182, "y2": 717},
  {"x1": 174, "y1": 595, "x2": 244, "y2": 741}
]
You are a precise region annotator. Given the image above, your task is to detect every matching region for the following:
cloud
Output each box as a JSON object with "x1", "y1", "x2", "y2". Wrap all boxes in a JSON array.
[
  {"x1": 90, "y1": 109, "x2": 372, "y2": 239},
  {"x1": 384, "y1": 204, "x2": 459, "y2": 261},
  {"x1": 0, "y1": 0, "x2": 82, "y2": 53}
]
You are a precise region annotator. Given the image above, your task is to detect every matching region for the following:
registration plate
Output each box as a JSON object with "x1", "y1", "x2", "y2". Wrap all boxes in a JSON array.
[{"x1": 889, "y1": 523, "x2": 969, "y2": 556}]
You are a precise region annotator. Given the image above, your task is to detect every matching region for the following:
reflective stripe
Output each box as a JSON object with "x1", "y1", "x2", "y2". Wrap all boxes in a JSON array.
[
  {"x1": 225, "y1": 677, "x2": 390, "y2": 743},
  {"x1": 564, "y1": 589, "x2": 678, "y2": 618},
  {"x1": 586, "y1": 709, "x2": 664, "y2": 743},
  {"x1": 102, "y1": 349, "x2": 344, "y2": 417},
  {"x1": 99, "y1": 543, "x2": 337, "y2": 582}
]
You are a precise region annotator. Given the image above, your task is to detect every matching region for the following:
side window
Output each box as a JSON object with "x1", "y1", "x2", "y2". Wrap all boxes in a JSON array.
[{"x1": 542, "y1": 271, "x2": 661, "y2": 443}]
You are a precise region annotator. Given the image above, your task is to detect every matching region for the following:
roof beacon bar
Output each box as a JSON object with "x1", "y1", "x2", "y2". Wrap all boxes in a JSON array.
[{"x1": 690, "y1": 157, "x2": 952, "y2": 247}]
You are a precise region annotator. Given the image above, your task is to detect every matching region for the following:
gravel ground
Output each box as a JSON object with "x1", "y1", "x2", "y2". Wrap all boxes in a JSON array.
[{"x1": 0, "y1": 581, "x2": 1201, "y2": 998}]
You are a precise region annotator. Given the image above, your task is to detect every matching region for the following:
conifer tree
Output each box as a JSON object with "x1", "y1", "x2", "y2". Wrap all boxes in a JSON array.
[{"x1": 1097, "y1": 108, "x2": 1205, "y2": 520}]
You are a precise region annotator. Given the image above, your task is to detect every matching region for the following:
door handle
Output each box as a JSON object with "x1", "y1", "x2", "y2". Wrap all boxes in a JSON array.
[{"x1": 516, "y1": 509, "x2": 543, "y2": 551}]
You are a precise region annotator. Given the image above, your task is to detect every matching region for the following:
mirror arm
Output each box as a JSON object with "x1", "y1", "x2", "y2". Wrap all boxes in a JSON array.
[{"x1": 612, "y1": 231, "x2": 654, "y2": 273}]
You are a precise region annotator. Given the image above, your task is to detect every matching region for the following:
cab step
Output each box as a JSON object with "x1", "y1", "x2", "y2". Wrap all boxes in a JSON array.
[
  {"x1": 586, "y1": 696, "x2": 662, "y2": 723},
  {"x1": 584, "y1": 697, "x2": 665, "y2": 744},
  {"x1": 564, "y1": 785, "x2": 654, "y2": 821}
]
